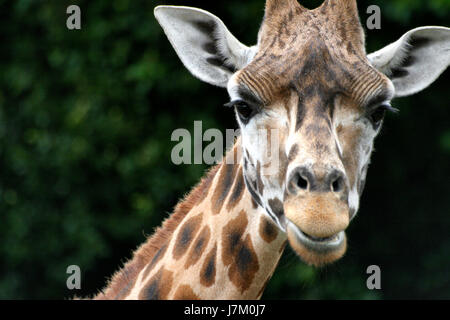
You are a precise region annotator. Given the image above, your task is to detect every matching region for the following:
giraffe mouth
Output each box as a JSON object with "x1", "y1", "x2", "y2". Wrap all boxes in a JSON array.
[
  {"x1": 288, "y1": 221, "x2": 344, "y2": 249},
  {"x1": 286, "y1": 221, "x2": 347, "y2": 266},
  {"x1": 298, "y1": 228, "x2": 342, "y2": 243}
]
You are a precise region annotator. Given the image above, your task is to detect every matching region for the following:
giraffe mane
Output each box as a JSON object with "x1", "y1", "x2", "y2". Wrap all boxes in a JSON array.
[{"x1": 94, "y1": 164, "x2": 220, "y2": 299}]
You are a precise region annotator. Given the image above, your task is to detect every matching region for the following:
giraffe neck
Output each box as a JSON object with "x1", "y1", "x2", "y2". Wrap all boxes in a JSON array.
[{"x1": 95, "y1": 140, "x2": 287, "y2": 300}]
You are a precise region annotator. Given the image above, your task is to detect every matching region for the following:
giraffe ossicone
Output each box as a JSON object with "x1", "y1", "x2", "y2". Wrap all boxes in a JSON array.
[{"x1": 93, "y1": 0, "x2": 449, "y2": 299}]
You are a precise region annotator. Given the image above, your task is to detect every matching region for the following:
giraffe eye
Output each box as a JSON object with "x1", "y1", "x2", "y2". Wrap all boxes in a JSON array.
[
  {"x1": 370, "y1": 107, "x2": 386, "y2": 125},
  {"x1": 224, "y1": 100, "x2": 257, "y2": 124},
  {"x1": 368, "y1": 103, "x2": 390, "y2": 128}
]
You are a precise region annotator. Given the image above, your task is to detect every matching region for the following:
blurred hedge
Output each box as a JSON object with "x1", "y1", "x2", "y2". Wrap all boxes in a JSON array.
[{"x1": 0, "y1": 0, "x2": 449, "y2": 299}]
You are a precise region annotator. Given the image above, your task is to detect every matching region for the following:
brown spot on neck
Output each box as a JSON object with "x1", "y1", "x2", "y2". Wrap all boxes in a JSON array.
[
  {"x1": 211, "y1": 162, "x2": 239, "y2": 214},
  {"x1": 138, "y1": 267, "x2": 173, "y2": 300},
  {"x1": 184, "y1": 225, "x2": 211, "y2": 269},
  {"x1": 173, "y1": 212, "x2": 203, "y2": 260},
  {"x1": 259, "y1": 216, "x2": 279, "y2": 243},
  {"x1": 227, "y1": 234, "x2": 260, "y2": 293},
  {"x1": 221, "y1": 210, "x2": 259, "y2": 293},
  {"x1": 226, "y1": 166, "x2": 245, "y2": 211},
  {"x1": 200, "y1": 244, "x2": 217, "y2": 287},
  {"x1": 173, "y1": 285, "x2": 200, "y2": 300},
  {"x1": 221, "y1": 210, "x2": 249, "y2": 266}
]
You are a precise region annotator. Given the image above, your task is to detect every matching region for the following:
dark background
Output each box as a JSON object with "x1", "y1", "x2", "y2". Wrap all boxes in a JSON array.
[{"x1": 0, "y1": 0, "x2": 449, "y2": 299}]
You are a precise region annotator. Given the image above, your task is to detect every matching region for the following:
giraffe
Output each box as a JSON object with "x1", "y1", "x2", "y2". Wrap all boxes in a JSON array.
[{"x1": 93, "y1": 0, "x2": 449, "y2": 299}]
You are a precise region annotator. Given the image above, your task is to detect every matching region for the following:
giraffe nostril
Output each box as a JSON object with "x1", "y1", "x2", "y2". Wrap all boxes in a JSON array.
[
  {"x1": 297, "y1": 174, "x2": 308, "y2": 190},
  {"x1": 331, "y1": 175, "x2": 344, "y2": 193},
  {"x1": 288, "y1": 167, "x2": 313, "y2": 195},
  {"x1": 288, "y1": 171, "x2": 309, "y2": 194}
]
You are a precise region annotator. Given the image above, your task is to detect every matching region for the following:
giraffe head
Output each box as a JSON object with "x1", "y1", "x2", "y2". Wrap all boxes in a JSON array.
[{"x1": 155, "y1": 0, "x2": 449, "y2": 266}]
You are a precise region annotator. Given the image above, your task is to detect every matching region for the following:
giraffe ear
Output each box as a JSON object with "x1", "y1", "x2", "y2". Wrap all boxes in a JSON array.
[
  {"x1": 154, "y1": 6, "x2": 255, "y2": 88},
  {"x1": 367, "y1": 26, "x2": 450, "y2": 97}
]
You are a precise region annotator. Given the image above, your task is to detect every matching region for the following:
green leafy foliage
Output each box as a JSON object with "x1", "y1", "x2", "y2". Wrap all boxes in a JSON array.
[{"x1": 0, "y1": 0, "x2": 448, "y2": 299}]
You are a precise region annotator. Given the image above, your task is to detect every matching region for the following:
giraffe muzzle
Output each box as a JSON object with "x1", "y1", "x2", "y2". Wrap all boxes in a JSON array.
[{"x1": 283, "y1": 193, "x2": 350, "y2": 266}]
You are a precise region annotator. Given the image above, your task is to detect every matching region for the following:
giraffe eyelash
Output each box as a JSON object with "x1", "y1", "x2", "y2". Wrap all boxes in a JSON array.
[
  {"x1": 366, "y1": 100, "x2": 398, "y2": 114},
  {"x1": 379, "y1": 102, "x2": 399, "y2": 113},
  {"x1": 224, "y1": 99, "x2": 261, "y2": 124},
  {"x1": 224, "y1": 99, "x2": 260, "y2": 110}
]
